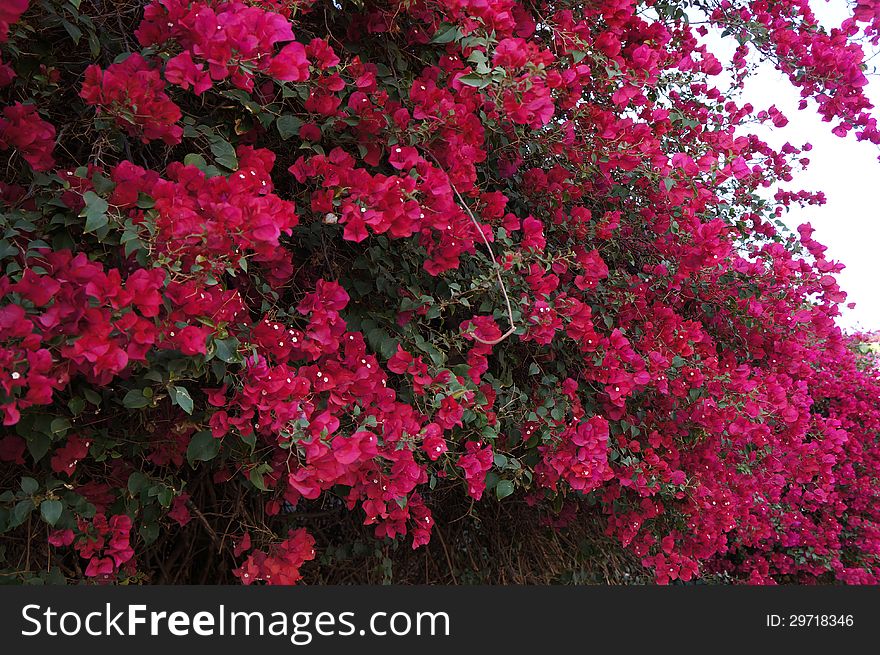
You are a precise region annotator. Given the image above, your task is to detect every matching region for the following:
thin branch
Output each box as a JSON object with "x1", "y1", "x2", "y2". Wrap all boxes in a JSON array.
[{"x1": 423, "y1": 150, "x2": 517, "y2": 345}]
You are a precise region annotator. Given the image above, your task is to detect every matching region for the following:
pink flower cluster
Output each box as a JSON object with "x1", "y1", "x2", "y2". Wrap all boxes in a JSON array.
[
  {"x1": 110, "y1": 146, "x2": 298, "y2": 285},
  {"x1": 136, "y1": 0, "x2": 312, "y2": 93},
  {"x1": 234, "y1": 529, "x2": 316, "y2": 585},
  {"x1": 537, "y1": 417, "x2": 614, "y2": 494},
  {"x1": 49, "y1": 514, "x2": 134, "y2": 578},
  {"x1": 289, "y1": 146, "x2": 487, "y2": 275},
  {"x1": 0, "y1": 0, "x2": 27, "y2": 87},
  {"x1": 0, "y1": 102, "x2": 55, "y2": 171},
  {"x1": 80, "y1": 53, "x2": 183, "y2": 144}
]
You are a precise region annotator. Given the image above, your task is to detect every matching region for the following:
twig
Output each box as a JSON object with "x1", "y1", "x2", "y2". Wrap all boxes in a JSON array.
[
  {"x1": 434, "y1": 524, "x2": 458, "y2": 584},
  {"x1": 422, "y1": 150, "x2": 517, "y2": 345},
  {"x1": 187, "y1": 500, "x2": 222, "y2": 549}
]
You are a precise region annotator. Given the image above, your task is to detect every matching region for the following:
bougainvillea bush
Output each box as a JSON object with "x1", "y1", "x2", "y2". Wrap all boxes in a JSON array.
[{"x1": 1, "y1": 0, "x2": 880, "y2": 585}]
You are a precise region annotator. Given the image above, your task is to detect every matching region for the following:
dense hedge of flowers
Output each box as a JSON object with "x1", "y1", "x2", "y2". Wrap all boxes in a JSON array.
[{"x1": 1, "y1": 0, "x2": 879, "y2": 585}]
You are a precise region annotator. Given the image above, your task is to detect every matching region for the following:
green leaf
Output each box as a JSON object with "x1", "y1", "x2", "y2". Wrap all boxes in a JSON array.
[
  {"x1": 0, "y1": 239, "x2": 19, "y2": 260},
  {"x1": 50, "y1": 418, "x2": 71, "y2": 436},
  {"x1": 221, "y1": 89, "x2": 264, "y2": 115},
  {"x1": 60, "y1": 18, "x2": 82, "y2": 43},
  {"x1": 249, "y1": 471, "x2": 267, "y2": 491},
  {"x1": 68, "y1": 396, "x2": 86, "y2": 416},
  {"x1": 80, "y1": 191, "x2": 108, "y2": 233},
  {"x1": 240, "y1": 432, "x2": 256, "y2": 453},
  {"x1": 276, "y1": 114, "x2": 303, "y2": 140},
  {"x1": 127, "y1": 472, "x2": 148, "y2": 496},
  {"x1": 249, "y1": 465, "x2": 271, "y2": 491},
  {"x1": 213, "y1": 337, "x2": 240, "y2": 363},
  {"x1": 91, "y1": 173, "x2": 115, "y2": 195},
  {"x1": 157, "y1": 487, "x2": 173, "y2": 508},
  {"x1": 136, "y1": 193, "x2": 155, "y2": 209},
  {"x1": 495, "y1": 480, "x2": 515, "y2": 500},
  {"x1": 208, "y1": 136, "x2": 238, "y2": 170},
  {"x1": 432, "y1": 23, "x2": 460, "y2": 43},
  {"x1": 184, "y1": 153, "x2": 208, "y2": 169},
  {"x1": 40, "y1": 500, "x2": 63, "y2": 526},
  {"x1": 140, "y1": 522, "x2": 159, "y2": 545},
  {"x1": 88, "y1": 30, "x2": 101, "y2": 58},
  {"x1": 122, "y1": 389, "x2": 150, "y2": 409},
  {"x1": 169, "y1": 385, "x2": 194, "y2": 414},
  {"x1": 26, "y1": 433, "x2": 51, "y2": 463},
  {"x1": 458, "y1": 73, "x2": 491, "y2": 88},
  {"x1": 183, "y1": 153, "x2": 222, "y2": 178},
  {"x1": 123, "y1": 231, "x2": 144, "y2": 258},
  {"x1": 379, "y1": 334, "x2": 399, "y2": 360},
  {"x1": 10, "y1": 499, "x2": 34, "y2": 528},
  {"x1": 20, "y1": 477, "x2": 39, "y2": 494},
  {"x1": 186, "y1": 431, "x2": 220, "y2": 465}
]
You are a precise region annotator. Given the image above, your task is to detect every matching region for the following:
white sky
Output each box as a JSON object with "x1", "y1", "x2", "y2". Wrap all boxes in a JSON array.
[{"x1": 703, "y1": 1, "x2": 880, "y2": 331}]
